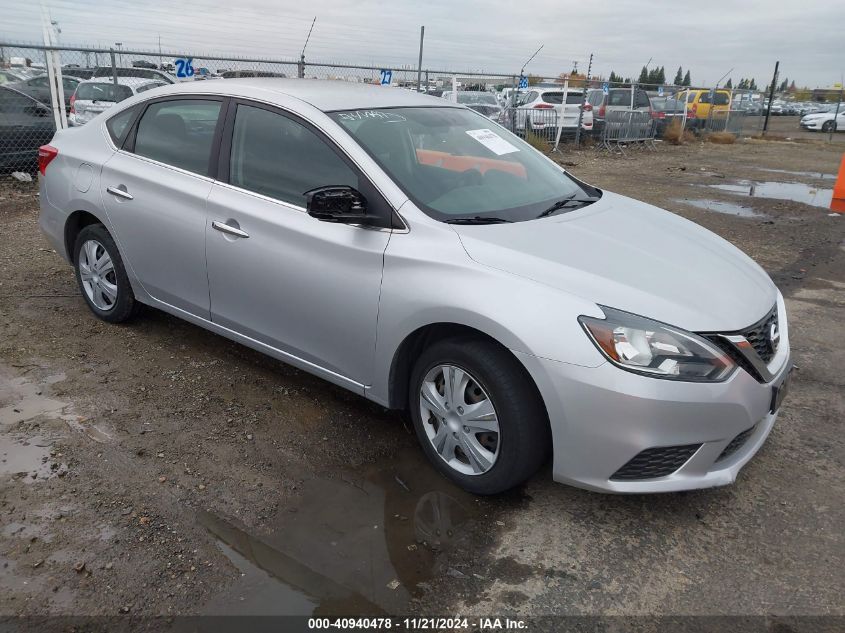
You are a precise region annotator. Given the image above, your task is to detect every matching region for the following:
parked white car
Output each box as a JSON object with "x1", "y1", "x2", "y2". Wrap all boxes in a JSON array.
[
  {"x1": 511, "y1": 87, "x2": 593, "y2": 136},
  {"x1": 800, "y1": 107, "x2": 844, "y2": 132},
  {"x1": 69, "y1": 77, "x2": 167, "y2": 126}
]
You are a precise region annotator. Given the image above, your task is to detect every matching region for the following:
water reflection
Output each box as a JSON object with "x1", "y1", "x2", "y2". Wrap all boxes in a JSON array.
[{"x1": 198, "y1": 449, "x2": 479, "y2": 616}]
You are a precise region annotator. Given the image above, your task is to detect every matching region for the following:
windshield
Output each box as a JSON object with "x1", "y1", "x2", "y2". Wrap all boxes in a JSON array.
[
  {"x1": 329, "y1": 107, "x2": 598, "y2": 223},
  {"x1": 456, "y1": 92, "x2": 498, "y2": 105},
  {"x1": 76, "y1": 83, "x2": 133, "y2": 102}
]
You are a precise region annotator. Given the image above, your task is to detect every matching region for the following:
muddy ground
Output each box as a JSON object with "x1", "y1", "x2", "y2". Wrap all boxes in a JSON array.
[{"x1": 0, "y1": 133, "x2": 843, "y2": 625}]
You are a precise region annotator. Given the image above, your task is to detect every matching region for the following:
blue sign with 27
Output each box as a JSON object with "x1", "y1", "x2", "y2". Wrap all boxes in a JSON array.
[{"x1": 379, "y1": 69, "x2": 392, "y2": 85}]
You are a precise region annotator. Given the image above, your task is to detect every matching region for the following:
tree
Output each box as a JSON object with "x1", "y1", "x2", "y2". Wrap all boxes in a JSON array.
[
  {"x1": 749, "y1": 78, "x2": 757, "y2": 90},
  {"x1": 682, "y1": 70, "x2": 691, "y2": 86},
  {"x1": 657, "y1": 66, "x2": 666, "y2": 85},
  {"x1": 608, "y1": 71, "x2": 621, "y2": 84},
  {"x1": 527, "y1": 73, "x2": 542, "y2": 86},
  {"x1": 778, "y1": 78, "x2": 788, "y2": 92},
  {"x1": 674, "y1": 66, "x2": 683, "y2": 85},
  {"x1": 725, "y1": 78, "x2": 732, "y2": 88},
  {"x1": 637, "y1": 66, "x2": 649, "y2": 84}
]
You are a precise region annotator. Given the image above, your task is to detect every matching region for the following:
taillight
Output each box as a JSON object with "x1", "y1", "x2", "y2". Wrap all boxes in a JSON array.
[
  {"x1": 581, "y1": 103, "x2": 593, "y2": 112},
  {"x1": 69, "y1": 92, "x2": 76, "y2": 114},
  {"x1": 598, "y1": 104, "x2": 606, "y2": 117},
  {"x1": 38, "y1": 145, "x2": 59, "y2": 176},
  {"x1": 534, "y1": 103, "x2": 554, "y2": 109},
  {"x1": 657, "y1": 111, "x2": 666, "y2": 119}
]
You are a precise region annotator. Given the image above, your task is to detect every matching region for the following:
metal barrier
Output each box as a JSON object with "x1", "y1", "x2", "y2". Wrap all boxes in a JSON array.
[
  {"x1": 497, "y1": 107, "x2": 559, "y2": 144},
  {"x1": 598, "y1": 110, "x2": 657, "y2": 154}
]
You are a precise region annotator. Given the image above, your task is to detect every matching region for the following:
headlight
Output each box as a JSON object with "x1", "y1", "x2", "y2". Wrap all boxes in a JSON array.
[{"x1": 579, "y1": 307, "x2": 735, "y2": 382}]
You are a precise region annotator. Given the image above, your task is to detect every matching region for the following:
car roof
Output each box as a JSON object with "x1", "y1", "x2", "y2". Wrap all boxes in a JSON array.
[
  {"x1": 137, "y1": 78, "x2": 452, "y2": 112},
  {"x1": 77, "y1": 76, "x2": 163, "y2": 87}
]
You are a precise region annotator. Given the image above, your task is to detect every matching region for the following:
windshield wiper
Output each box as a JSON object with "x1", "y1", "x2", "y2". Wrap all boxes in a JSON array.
[
  {"x1": 444, "y1": 216, "x2": 512, "y2": 225},
  {"x1": 537, "y1": 194, "x2": 598, "y2": 218}
]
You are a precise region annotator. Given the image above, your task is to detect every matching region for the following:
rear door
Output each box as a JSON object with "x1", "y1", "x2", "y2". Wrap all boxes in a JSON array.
[
  {"x1": 100, "y1": 96, "x2": 226, "y2": 318},
  {"x1": 205, "y1": 100, "x2": 392, "y2": 387}
]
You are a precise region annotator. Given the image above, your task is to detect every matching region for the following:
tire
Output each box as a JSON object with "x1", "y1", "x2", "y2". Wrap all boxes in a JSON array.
[
  {"x1": 408, "y1": 337, "x2": 550, "y2": 495},
  {"x1": 822, "y1": 121, "x2": 836, "y2": 133},
  {"x1": 73, "y1": 224, "x2": 138, "y2": 323}
]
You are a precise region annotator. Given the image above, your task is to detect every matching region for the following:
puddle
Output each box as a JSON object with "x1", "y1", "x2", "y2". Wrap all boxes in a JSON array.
[
  {"x1": 677, "y1": 198, "x2": 765, "y2": 218},
  {"x1": 756, "y1": 168, "x2": 836, "y2": 181},
  {"x1": 199, "y1": 449, "x2": 484, "y2": 616},
  {"x1": 0, "y1": 435, "x2": 60, "y2": 482},
  {"x1": 0, "y1": 372, "x2": 68, "y2": 427},
  {"x1": 709, "y1": 180, "x2": 833, "y2": 208}
]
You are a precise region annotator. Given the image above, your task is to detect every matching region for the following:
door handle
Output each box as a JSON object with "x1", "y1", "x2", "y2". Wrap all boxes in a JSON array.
[
  {"x1": 212, "y1": 221, "x2": 249, "y2": 239},
  {"x1": 106, "y1": 186, "x2": 133, "y2": 200}
]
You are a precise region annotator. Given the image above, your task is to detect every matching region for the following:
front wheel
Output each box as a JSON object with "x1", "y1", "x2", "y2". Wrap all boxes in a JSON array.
[
  {"x1": 409, "y1": 338, "x2": 550, "y2": 495},
  {"x1": 73, "y1": 224, "x2": 138, "y2": 323}
]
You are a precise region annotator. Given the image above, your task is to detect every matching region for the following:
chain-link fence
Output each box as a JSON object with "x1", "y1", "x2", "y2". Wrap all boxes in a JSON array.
[{"x1": 2, "y1": 41, "x2": 842, "y2": 173}]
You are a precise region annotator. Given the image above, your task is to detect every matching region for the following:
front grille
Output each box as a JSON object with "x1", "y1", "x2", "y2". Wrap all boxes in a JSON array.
[
  {"x1": 741, "y1": 305, "x2": 779, "y2": 363},
  {"x1": 702, "y1": 303, "x2": 779, "y2": 383},
  {"x1": 610, "y1": 444, "x2": 702, "y2": 481},
  {"x1": 716, "y1": 425, "x2": 757, "y2": 463}
]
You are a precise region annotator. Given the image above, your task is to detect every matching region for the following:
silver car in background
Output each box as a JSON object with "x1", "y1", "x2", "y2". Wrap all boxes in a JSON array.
[{"x1": 38, "y1": 80, "x2": 791, "y2": 494}]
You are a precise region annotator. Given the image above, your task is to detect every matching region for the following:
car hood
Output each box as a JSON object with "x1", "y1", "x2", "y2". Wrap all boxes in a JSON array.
[{"x1": 452, "y1": 191, "x2": 777, "y2": 332}]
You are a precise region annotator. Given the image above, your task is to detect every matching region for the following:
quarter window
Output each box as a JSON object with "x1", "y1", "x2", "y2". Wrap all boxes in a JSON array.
[
  {"x1": 106, "y1": 105, "x2": 138, "y2": 145},
  {"x1": 133, "y1": 99, "x2": 221, "y2": 175},
  {"x1": 228, "y1": 104, "x2": 358, "y2": 207}
]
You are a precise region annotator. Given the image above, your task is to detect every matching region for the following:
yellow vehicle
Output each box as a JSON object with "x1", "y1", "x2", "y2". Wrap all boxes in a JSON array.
[{"x1": 674, "y1": 89, "x2": 732, "y2": 120}]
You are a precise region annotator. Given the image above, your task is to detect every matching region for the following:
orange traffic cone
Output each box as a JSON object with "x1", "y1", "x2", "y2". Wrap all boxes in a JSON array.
[{"x1": 832, "y1": 153, "x2": 845, "y2": 213}]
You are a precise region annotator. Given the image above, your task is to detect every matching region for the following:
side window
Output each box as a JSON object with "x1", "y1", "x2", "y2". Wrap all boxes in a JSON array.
[
  {"x1": 133, "y1": 99, "x2": 221, "y2": 175},
  {"x1": 30, "y1": 76, "x2": 50, "y2": 88},
  {"x1": 715, "y1": 92, "x2": 730, "y2": 105},
  {"x1": 699, "y1": 92, "x2": 712, "y2": 104},
  {"x1": 228, "y1": 104, "x2": 358, "y2": 207},
  {"x1": 636, "y1": 90, "x2": 651, "y2": 108},
  {"x1": 106, "y1": 105, "x2": 138, "y2": 145}
]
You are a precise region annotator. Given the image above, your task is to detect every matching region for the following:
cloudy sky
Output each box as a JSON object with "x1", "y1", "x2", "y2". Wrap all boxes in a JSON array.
[{"x1": 2, "y1": 0, "x2": 843, "y2": 87}]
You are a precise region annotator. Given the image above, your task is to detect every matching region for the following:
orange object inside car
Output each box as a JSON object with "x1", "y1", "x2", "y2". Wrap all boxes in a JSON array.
[{"x1": 415, "y1": 149, "x2": 527, "y2": 179}]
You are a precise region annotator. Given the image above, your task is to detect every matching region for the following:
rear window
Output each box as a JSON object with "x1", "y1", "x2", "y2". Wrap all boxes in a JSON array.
[
  {"x1": 76, "y1": 83, "x2": 132, "y2": 102},
  {"x1": 541, "y1": 92, "x2": 584, "y2": 105},
  {"x1": 608, "y1": 89, "x2": 633, "y2": 106},
  {"x1": 587, "y1": 91, "x2": 604, "y2": 106},
  {"x1": 132, "y1": 99, "x2": 221, "y2": 175},
  {"x1": 635, "y1": 90, "x2": 651, "y2": 108},
  {"x1": 699, "y1": 91, "x2": 730, "y2": 105}
]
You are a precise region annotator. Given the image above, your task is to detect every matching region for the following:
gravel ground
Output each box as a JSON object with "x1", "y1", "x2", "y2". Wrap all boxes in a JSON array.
[{"x1": 0, "y1": 133, "x2": 843, "y2": 623}]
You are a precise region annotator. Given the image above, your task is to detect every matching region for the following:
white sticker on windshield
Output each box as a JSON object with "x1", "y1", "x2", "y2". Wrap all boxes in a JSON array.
[{"x1": 465, "y1": 129, "x2": 520, "y2": 155}]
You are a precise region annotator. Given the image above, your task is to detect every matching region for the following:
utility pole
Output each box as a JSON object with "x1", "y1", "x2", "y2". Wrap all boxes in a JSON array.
[
  {"x1": 574, "y1": 53, "x2": 593, "y2": 146},
  {"x1": 416, "y1": 26, "x2": 425, "y2": 92},
  {"x1": 572, "y1": 60, "x2": 578, "y2": 75},
  {"x1": 158, "y1": 34, "x2": 162, "y2": 69},
  {"x1": 830, "y1": 80, "x2": 843, "y2": 143},
  {"x1": 299, "y1": 16, "x2": 316, "y2": 79},
  {"x1": 762, "y1": 61, "x2": 779, "y2": 135}
]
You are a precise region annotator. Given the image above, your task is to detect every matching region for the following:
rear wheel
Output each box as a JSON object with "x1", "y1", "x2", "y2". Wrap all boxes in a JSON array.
[
  {"x1": 822, "y1": 120, "x2": 836, "y2": 132},
  {"x1": 73, "y1": 224, "x2": 137, "y2": 323},
  {"x1": 409, "y1": 338, "x2": 550, "y2": 495}
]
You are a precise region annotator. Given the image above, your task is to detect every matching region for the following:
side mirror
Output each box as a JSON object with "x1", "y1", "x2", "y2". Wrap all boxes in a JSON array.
[{"x1": 305, "y1": 186, "x2": 371, "y2": 225}]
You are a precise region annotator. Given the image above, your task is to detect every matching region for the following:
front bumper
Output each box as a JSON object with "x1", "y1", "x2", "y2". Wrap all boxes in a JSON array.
[
  {"x1": 800, "y1": 121, "x2": 823, "y2": 130},
  {"x1": 515, "y1": 337, "x2": 791, "y2": 493}
]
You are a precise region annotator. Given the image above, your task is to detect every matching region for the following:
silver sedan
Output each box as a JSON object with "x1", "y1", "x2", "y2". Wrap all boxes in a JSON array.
[{"x1": 38, "y1": 79, "x2": 791, "y2": 494}]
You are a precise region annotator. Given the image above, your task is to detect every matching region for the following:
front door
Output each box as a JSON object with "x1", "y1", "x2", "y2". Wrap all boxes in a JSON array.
[{"x1": 205, "y1": 102, "x2": 391, "y2": 387}]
